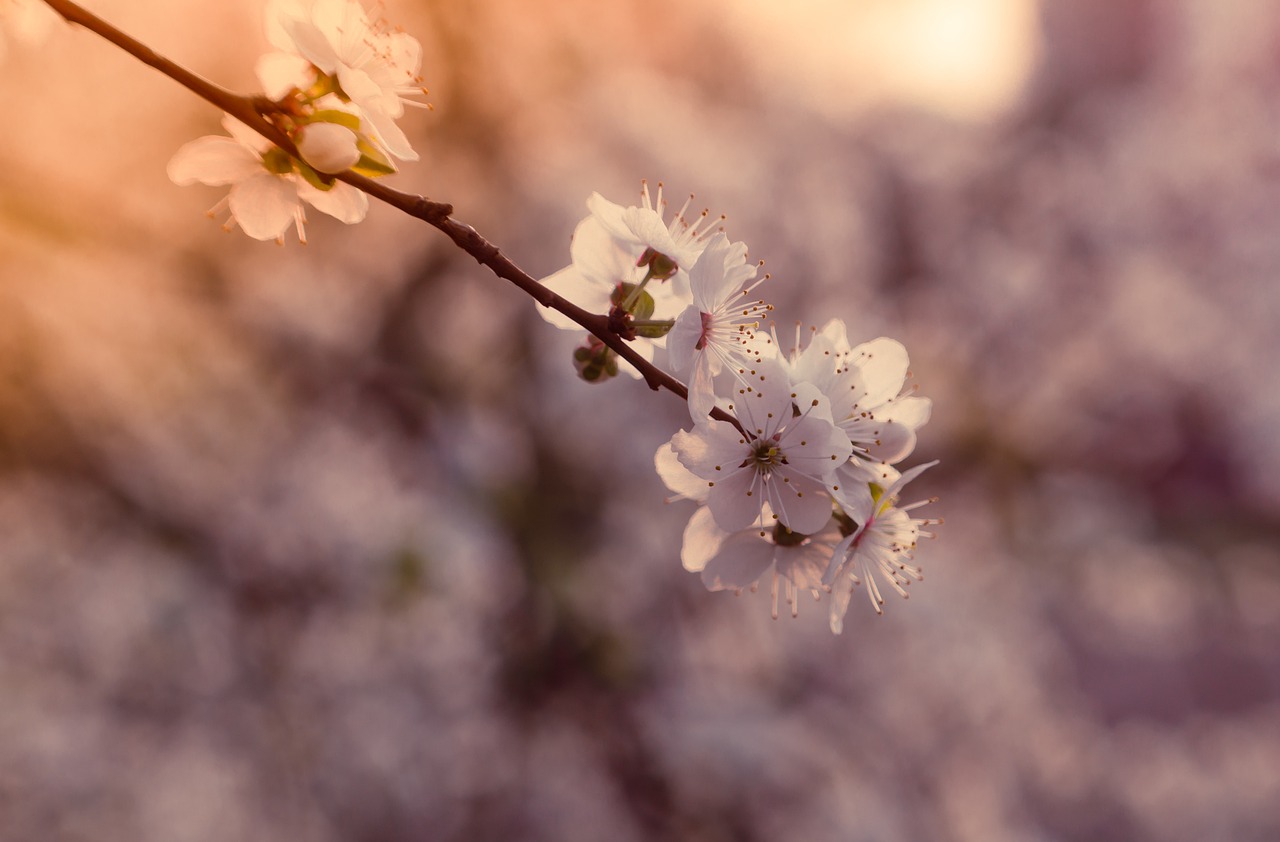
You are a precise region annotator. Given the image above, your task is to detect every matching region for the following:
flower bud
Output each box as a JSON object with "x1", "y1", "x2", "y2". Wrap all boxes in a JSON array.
[
  {"x1": 296, "y1": 122, "x2": 361, "y2": 173},
  {"x1": 573, "y1": 337, "x2": 619, "y2": 383}
]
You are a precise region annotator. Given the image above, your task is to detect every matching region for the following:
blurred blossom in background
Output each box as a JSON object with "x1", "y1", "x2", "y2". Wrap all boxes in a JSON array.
[{"x1": 1, "y1": 0, "x2": 1279, "y2": 839}]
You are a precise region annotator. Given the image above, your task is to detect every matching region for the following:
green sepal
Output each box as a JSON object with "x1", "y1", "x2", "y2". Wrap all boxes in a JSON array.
[
  {"x1": 351, "y1": 136, "x2": 397, "y2": 177},
  {"x1": 610, "y1": 283, "x2": 655, "y2": 320},
  {"x1": 302, "y1": 109, "x2": 363, "y2": 133},
  {"x1": 295, "y1": 160, "x2": 335, "y2": 191},
  {"x1": 262, "y1": 147, "x2": 294, "y2": 175},
  {"x1": 633, "y1": 321, "x2": 673, "y2": 339}
]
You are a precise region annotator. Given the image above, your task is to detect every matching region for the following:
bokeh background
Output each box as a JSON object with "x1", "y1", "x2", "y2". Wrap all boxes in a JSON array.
[{"x1": 2, "y1": 0, "x2": 1279, "y2": 839}]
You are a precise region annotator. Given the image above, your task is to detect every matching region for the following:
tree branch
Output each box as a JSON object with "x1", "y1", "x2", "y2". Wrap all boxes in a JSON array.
[{"x1": 39, "y1": 0, "x2": 746, "y2": 428}]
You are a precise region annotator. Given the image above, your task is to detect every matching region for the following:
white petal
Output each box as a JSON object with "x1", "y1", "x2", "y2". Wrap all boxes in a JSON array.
[
  {"x1": 167, "y1": 136, "x2": 261, "y2": 186},
  {"x1": 537, "y1": 265, "x2": 611, "y2": 330},
  {"x1": 849, "y1": 337, "x2": 911, "y2": 407},
  {"x1": 363, "y1": 106, "x2": 418, "y2": 161},
  {"x1": 665, "y1": 305, "x2": 702, "y2": 379},
  {"x1": 701, "y1": 531, "x2": 775, "y2": 591},
  {"x1": 680, "y1": 506, "x2": 726, "y2": 572},
  {"x1": 228, "y1": 173, "x2": 301, "y2": 240},
  {"x1": 298, "y1": 179, "x2": 368, "y2": 223},
  {"x1": 655, "y1": 442, "x2": 710, "y2": 503},
  {"x1": 256, "y1": 51, "x2": 314, "y2": 99},
  {"x1": 282, "y1": 15, "x2": 340, "y2": 72},
  {"x1": 569, "y1": 215, "x2": 632, "y2": 286}
]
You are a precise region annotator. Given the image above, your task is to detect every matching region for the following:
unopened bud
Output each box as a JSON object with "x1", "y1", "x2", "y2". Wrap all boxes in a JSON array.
[
  {"x1": 296, "y1": 122, "x2": 361, "y2": 173},
  {"x1": 572, "y1": 336, "x2": 619, "y2": 383}
]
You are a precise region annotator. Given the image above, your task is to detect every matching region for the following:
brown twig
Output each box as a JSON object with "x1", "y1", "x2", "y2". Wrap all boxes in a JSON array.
[{"x1": 39, "y1": 0, "x2": 745, "y2": 429}]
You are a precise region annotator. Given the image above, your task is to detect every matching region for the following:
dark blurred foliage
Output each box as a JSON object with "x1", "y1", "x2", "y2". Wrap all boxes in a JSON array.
[{"x1": 1, "y1": 0, "x2": 1279, "y2": 840}]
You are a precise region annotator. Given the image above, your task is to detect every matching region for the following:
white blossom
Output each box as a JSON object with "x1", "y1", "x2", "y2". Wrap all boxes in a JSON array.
[
  {"x1": 668, "y1": 358, "x2": 851, "y2": 535},
  {"x1": 682, "y1": 505, "x2": 846, "y2": 620},
  {"x1": 167, "y1": 115, "x2": 367, "y2": 243},
  {"x1": 666, "y1": 233, "x2": 772, "y2": 420},
  {"x1": 261, "y1": 0, "x2": 427, "y2": 161},
  {"x1": 824, "y1": 461, "x2": 940, "y2": 630}
]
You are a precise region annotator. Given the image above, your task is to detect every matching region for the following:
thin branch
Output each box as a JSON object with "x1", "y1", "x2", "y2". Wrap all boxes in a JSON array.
[{"x1": 39, "y1": 0, "x2": 746, "y2": 428}]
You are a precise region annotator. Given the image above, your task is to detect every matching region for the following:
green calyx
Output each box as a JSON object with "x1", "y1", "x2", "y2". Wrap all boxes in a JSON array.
[{"x1": 573, "y1": 338, "x2": 619, "y2": 383}]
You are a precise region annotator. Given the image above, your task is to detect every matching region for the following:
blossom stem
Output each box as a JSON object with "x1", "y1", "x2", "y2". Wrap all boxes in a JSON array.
[
  {"x1": 618, "y1": 267, "x2": 656, "y2": 313},
  {"x1": 36, "y1": 0, "x2": 743, "y2": 432}
]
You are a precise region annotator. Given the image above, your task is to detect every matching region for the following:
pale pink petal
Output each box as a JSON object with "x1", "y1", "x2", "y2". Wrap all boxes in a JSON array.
[
  {"x1": 671, "y1": 422, "x2": 748, "y2": 479},
  {"x1": 655, "y1": 442, "x2": 710, "y2": 504},
  {"x1": 701, "y1": 531, "x2": 775, "y2": 592},
  {"x1": 766, "y1": 475, "x2": 834, "y2": 535},
  {"x1": 849, "y1": 337, "x2": 911, "y2": 407},
  {"x1": 681, "y1": 506, "x2": 727, "y2": 573}
]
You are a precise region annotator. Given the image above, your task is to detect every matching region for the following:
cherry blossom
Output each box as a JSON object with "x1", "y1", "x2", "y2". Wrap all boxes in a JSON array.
[
  {"x1": 824, "y1": 461, "x2": 941, "y2": 630},
  {"x1": 167, "y1": 115, "x2": 367, "y2": 243},
  {"x1": 260, "y1": 0, "x2": 427, "y2": 161},
  {"x1": 668, "y1": 358, "x2": 852, "y2": 535},
  {"x1": 681, "y1": 505, "x2": 846, "y2": 620},
  {"x1": 666, "y1": 233, "x2": 773, "y2": 420},
  {"x1": 779, "y1": 319, "x2": 931, "y2": 465},
  {"x1": 539, "y1": 184, "x2": 747, "y2": 380}
]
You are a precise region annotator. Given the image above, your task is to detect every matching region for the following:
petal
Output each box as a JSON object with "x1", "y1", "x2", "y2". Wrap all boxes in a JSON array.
[
  {"x1": 775, "y1": 539, "x2": 831, "y2": 593},
  {"x1": 620, "y1": 206, "x2": 683, "y2": 262},
  {"x1": 569, "y1": 215, "x2": 633, "y2": 286},
  {"x1": 841, "y1": 417, "x2": 917, "y2": 464},
  {"x1": 685, "y1": 353, "x2": 718, "y2": 423},
  {"x1": 681, "y1": 506, "x2": 727, "y2": 573},
  {"x1": 778, "y1": 413, "x2": 851, "y2": 481},
  {"x1": 671, "y1": 421, "x2": 748, "y2": 480},
  {"x1": 220, "y1": 115, "x2": 273, "y2": 153},
  {"x1": 828, "y1": 461, "x2": 881, "y2": 524},
  {"x1": 282, "y1": 15, "x2": 340, "y2": 72},
  {"x1": 228, "y1": 173, "x2": 300, "y2": 240},
  {"x1": 704, "y1": 467, "x2": 763, "y2": 533},
  {"x1": 362, "y1": 104, "x2": 418, "y2": 161},
  {"x1": 665, "y1": 305, "x2": 702, "y2": 379},
  {"x1": 655, "y1": 442, "x2": 710, "y2": 503},
  {"x1": 701, "y1": 530, "x2": 775, "y2": 591},
  {"x1": 849, "y1": 337, "x2": 910, "y2": 408},
  {"x1": 298, "y1": 179, "x2": 368, "y2": 223},
  {"x1": 537, "y1": 265, "x2": 611, "y2": 330},
  {"x1": 167, "y1": 136, "x2": 261, "y2": 186},
  {"x1": 255, "y1": 51, "x2": 314, "y2": 99},
  {"x1": 767, "y1": 475, "x2": 835, "y2": 535},
  {"x1": 887, "y1": 395, "x2": 932, "y2": 430}
]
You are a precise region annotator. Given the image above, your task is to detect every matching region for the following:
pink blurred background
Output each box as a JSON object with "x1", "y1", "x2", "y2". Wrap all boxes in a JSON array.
[{"x1": 1, "y1": 1, "x2": 1278, "y2": 839}]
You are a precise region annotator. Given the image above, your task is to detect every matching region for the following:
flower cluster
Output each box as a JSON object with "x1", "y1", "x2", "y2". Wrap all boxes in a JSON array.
[
  {"x1": 168, "y1": 0, "x2": 428, "y2": 242},
  {"x1": 543, "y1": 185, "x2": 942, "y2": 632}
]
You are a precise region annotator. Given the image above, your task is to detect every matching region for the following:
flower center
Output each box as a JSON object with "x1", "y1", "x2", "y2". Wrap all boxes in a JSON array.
[{"x1": 746, "y1": 438, "x2": 787, "y2": 472}]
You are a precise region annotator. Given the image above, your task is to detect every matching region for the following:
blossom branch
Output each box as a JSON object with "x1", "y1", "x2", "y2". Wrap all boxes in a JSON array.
[{"x1": 38, "y1": 0, "x2": 741, "y2": 424}]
